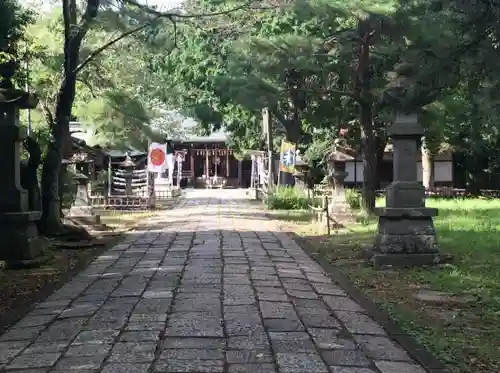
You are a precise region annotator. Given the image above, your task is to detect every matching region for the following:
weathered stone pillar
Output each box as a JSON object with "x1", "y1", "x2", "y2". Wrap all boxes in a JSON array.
[
  {"x1": 0, "y1": 62, "x2": 45, "y2": 262},
  {"x1": 327, "y1": 148, "x2": 353, "y2": 215},
  {"x1": 370, "y1": 114, "x2": 439, "y2": 268},
  {"x1": 68, "y1": 173, "x2": 94, "y2": 217}
]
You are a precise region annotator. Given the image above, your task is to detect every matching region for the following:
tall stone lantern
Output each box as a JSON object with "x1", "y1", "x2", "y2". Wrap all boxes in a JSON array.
[
  {"x1": 0, "y1": 61, "x2": 46, "y2": 262},
  {"x1": 369, "y1": 114, "x2": 440, "y2": 268}
]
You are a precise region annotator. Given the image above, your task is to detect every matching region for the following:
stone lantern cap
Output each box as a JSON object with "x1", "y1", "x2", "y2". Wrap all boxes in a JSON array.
[
  {"x1": 73, "y1": 172, "x2": 88, "y2": 180},
  {"x1": 326, "y1": 145, "x2": 356, "y2": 162}
]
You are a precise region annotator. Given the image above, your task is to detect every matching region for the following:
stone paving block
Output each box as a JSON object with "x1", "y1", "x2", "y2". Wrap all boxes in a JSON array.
[
  {"x1": 354, "y1": 335, "x2": 412, "y2": 361},
  {"x1": 292, "y1": 298, "x2": 331, "y2": 315},
  {"x1": 172, "y1": 297, "x2": 221, "y2": 314},
  {"x1": 286, "y1": 289, "x2": 319, "y2": 299},
  {"x1": 374, "y1": 361, "x2": 428, "y2": 373},
  {"x1": 0, "y1": 340, "x2": 31, "y2": 363},
  {"x1": 259, "y1": 302, "x2": 297, "y2": 319},
  {"x1": 59, "y1": 304, "x2": 99, "y2": 319},
  {"x1": 134, "y1": 299, "x2": 172, "y2": 314},
  {"x1": 72, "y1": 329, "x2": 119, "y2": 345},
  {"x1": 228, "y1": 333, "x2": 270, "y2": 350},
  {"x1": 23, "y1": 341, "x2": 70, "y2": 355},
  {"x1": 165, "y1": 312, "x2": 223, "y2": 337},
  {"x1": 159, "y1": 348, "x2": 224, "y2": 360},
  {"x1": 128, "y1": 313, "x2": 167, "y2": 323},
  {"x1": 224, "y1": 313, "x2": 263, "y2": 336},
  {"x1": 14, "y1": 315, "x2": 57, "y2": 328},
  {"x1": 125, "y1": 322, "x2": 165, "y2": 331},
  {"x1": 101, "y1": 363, "x2": 152, "y2": 373},
  {"x1": 321, "y1": 349, "x2": 371, "y2": 366},
  {"x1": 334, "y1": 311, "x2": 387, "y2": 335},
  {"x1": 228, "y1": 363, "x2": 277, "y2": 373},
  {"x1": 312, "y1": 283, "x2": 347, "y2": 296},
  {"x1": 35, "y1": 318, "x2": 86, "y2": 342},
  {"x1": 0, "y1": 326, "x2": 44, "y2": 342},
  {"x1": 52, "y1": 354, "x2": 107, "y2": 370},
  {"x1": 276, "y1": 353, "x2": 329, "y2": 373},
  {"x1": 329, "y1": 368, "x2": 377, "y2": 373},
  {"x1": 153, "y1": 359, "x2": 224, "y2": 373},
  {"x1": 161, "y1": 337, "x2": 225, "y2": 350},
  {"x1": 142, "y1": 290, "x2": 173, "y2": 299},
  {"x1": 323, "y1": 295, "x2": 364, "y2": 312},
  {"x1": 6, "y1": 352, "x2": 61, "y2": 369},
  {"x1": 65, "y1": 343, "x2": 112, "y2": 357},
  {"x1": 301, "y1": 313, "x2": 342, "y2": 329},
  {"x1": 119, "y1": 331, "x2": 160, "y2": 342},
  {"x1": 263, "y1": 318, "x2": 305, "y2": 332},
  {"x1": 268, "y1": 332, "x2": 316, "y2": 353},
  {"x1": 226, "y1": 350, "x2": 273, "y2": 364},
  {"x1": 108, "y1": 342, "x2": 156, "y2": 363},
  {"x1": 308, "y1": 328, "x2": 356, "y2": 350}
]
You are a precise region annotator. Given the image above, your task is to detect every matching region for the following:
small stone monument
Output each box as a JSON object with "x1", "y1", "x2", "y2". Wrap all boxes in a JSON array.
[
  {"x1": 370, "y1": 113, "x2": 440, "y2": 268},
  {"x1": 0, "y1": 61, "x2": 46, "y2": 262},
  {"x1": 68, "y1": 172, "x2": 94, "y2": 217},
  {"x1": 327, "y1": 146, "x2": 353, "y2": 215}
]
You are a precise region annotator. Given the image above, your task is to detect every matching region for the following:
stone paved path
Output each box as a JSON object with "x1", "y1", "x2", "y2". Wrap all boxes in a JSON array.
[{"x1": 0, "y1": 190, "x2": 428, "y2": 373}]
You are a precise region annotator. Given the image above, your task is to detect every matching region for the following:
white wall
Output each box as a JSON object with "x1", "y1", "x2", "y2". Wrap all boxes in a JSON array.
[
  {"x1": 344, "y1": 160, "x2": 453, "y2": 183},
  {"x1": 345, "y1": 161, "x2": 356, "y2": 182}
]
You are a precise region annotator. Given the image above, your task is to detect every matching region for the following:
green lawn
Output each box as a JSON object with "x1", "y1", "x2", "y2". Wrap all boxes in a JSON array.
[{"x1": 272, "y1": 198, "x2": 500, "y2": 373}]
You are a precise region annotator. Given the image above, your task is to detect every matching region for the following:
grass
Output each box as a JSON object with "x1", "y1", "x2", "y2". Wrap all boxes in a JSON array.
[{"x1": 273, "y1": 197, "x2": 500, "y2": 373}]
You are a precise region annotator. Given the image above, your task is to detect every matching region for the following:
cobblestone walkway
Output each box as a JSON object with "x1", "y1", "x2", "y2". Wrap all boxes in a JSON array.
[{"x1": 0, "y1": 190, "x2": 428, "y2": 373}]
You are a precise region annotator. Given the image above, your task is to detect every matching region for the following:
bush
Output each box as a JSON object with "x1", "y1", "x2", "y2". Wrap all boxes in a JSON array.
[
  {"x1": 345, "y1": 188, "x2": 361, "y2": 210},
  {"x1": 266, "y1": 186, "x2": 310, "y2": 210}
]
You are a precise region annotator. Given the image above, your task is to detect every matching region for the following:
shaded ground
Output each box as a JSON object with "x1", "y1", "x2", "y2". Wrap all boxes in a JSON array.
[
  {"x1": 0, "y1": 189, "x2": 428, "y2": 373},
  {"x1": 0, "y1": 211, "x2": 156, "y2": 335},
  {"x1": 271, "y1": 197, "x2": 500, "y2": 373}
]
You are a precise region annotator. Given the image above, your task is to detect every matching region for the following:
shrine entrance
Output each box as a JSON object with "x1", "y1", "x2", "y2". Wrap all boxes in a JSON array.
[{"x1": 169, "y1": 138, "x2": 251, "y2": 189}]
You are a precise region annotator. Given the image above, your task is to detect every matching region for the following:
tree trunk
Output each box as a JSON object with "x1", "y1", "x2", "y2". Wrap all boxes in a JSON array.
[
  {"x1": 374, "y1": 135, "x2": 386, "y2": 189},
  {"x1": 40, "y1": 144, "x2": 64, "y2": 235},
  {"x1": 360, "y1": 104, "x2": 377, "y2": 213},
  {"x1": 39, "y1": 9, "x2": 83, "y2": 234},
  {"x1": 421, "y1": 139, "x2": 434, "y2": 189}
]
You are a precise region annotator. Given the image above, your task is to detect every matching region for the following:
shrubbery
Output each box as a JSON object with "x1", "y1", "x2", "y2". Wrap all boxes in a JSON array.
[
  {"x1": 266, "y1": 186, "x2": 311, "y2": 210},
  {"x1": 345, "y1": 188, "x2": 361, "y2": 209}
]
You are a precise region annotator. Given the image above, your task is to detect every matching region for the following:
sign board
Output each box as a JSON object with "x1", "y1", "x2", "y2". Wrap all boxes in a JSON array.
[
  {"x1": 148, "y1": 143, "x2": 167, "y2": 172},
  {"x1": 279, "y1": 141, "x2": 296, "y2": 173}
]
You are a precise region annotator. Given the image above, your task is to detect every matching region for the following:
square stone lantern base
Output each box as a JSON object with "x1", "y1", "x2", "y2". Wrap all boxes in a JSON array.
[
  {"x1": 0, "y1": 211, "x2": 47, "y2": 261},
  {"x1": 370, "y1": 206, "x2": 440, "y2": 268}
]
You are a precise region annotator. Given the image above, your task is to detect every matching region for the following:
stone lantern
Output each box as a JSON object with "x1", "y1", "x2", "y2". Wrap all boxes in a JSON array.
[
  {"x1": 369, "y1": 113, "x2": 440, "y2": 268},
  {"x1": 0, "y1": 61, "x2": 46, "y2": 262},
  {"x1": 68, "y1": 172, "x2": 95, "y2": 219},
  {"x1": 326, "y1": 142, "x2": 354, "y2": 214}
]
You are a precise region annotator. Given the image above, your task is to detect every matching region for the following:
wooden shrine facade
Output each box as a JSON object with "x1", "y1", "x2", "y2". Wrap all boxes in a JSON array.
[{"x1": 168, "y1": 140, "x2": 252, "y2": 188}]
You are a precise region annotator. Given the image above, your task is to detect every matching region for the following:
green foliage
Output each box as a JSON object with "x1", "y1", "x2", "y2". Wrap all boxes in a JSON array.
[
  {"x1": 0, "y1": 0, "x2": 34, "y2": 60},
  {"x1": 345, "y1": 188, "x2": 361, "y2": 210},
  {"x1": 266, "y1": 186, "x2": 310, "y2": 210}
]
